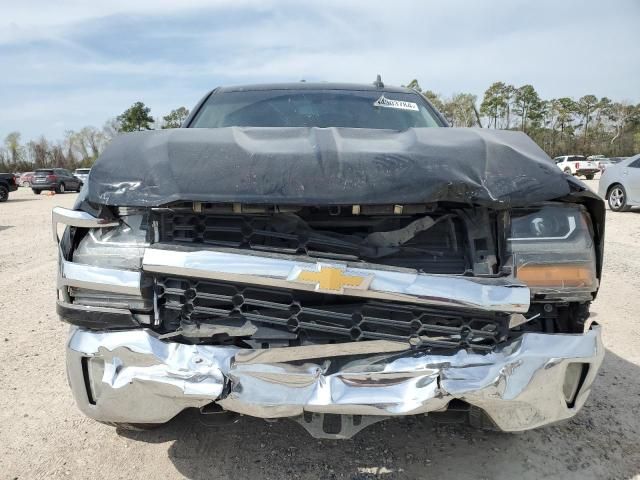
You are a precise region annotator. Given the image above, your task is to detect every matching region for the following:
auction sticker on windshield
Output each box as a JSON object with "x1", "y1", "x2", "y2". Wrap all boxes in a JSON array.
[{"x1": 373, "y1": 95, "x2": 419, "y2": 111}]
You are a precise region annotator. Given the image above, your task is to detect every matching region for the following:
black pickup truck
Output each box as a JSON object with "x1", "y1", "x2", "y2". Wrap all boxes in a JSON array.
[
  {"x1": 0, "y1": 173, "x2": 18, "y2": 202},
  {"x1": 53, "y1": 81, "x2": 605, "y2": 439}
]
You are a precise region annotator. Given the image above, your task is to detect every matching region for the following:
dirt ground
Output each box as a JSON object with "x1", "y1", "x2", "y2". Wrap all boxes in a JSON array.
[{"x1": 0, "y1": 182, "x2": 639, "y2": 480}]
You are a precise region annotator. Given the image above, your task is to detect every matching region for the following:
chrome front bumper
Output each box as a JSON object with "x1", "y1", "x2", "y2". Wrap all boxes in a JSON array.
[{"x1": 67, "y1": 325, "x2": 604, "y2": 438}]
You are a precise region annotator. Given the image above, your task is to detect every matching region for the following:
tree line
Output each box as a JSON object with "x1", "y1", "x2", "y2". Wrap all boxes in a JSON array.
[
  {"x1": 2, "y1": 81, "x2": 639, "y2": 173},
  {"x1": 0, "y1": 105, "x2": 190, "y2": 173},
  {"x1": 406, "y1": 79, "x2": 640, "y2": 158}
]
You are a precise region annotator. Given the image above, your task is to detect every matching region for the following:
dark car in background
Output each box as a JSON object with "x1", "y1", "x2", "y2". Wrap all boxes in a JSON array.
[
  {"x1": 32, "y1": 168, "x2": 83, "y2": 194},
  {"x1": 0, "y1": 173, "x2": 18, "y2": 202}
]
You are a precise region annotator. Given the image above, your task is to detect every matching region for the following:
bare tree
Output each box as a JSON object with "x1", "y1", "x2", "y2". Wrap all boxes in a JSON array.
[
  {"x1": 4, "y1": 132, "x2": 24, "y2": 165},
  {"x1": 442, "y1": 93, "x2": 479, "y2": 127}
]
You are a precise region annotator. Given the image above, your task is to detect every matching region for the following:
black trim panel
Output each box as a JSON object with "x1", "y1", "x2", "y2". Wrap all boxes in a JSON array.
[{"x1": 57, "y1": 301, "x2": 141, "y2": 329}]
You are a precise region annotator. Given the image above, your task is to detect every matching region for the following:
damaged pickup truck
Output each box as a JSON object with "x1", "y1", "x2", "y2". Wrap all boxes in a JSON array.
[{"x1": 53, "y1": 82, "x2": 605, "y2": 439}]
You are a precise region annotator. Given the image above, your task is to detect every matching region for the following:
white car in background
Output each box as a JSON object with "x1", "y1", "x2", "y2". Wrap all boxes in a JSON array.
[
  {"x1": 597, "y1": 157, "x2": 627, "y2": 172},
  {"x1": 598, "y1": 154, "x2": 640, "y2": 211},
  {"x1": 553, "y1": 155, "x2": 600, "y2": 179},
  {"x1": 73, "y1": 168, "x2": 91, "y2": 184}
]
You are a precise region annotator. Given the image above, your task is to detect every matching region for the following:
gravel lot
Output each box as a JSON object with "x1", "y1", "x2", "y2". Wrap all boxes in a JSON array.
[{"x1": 1, "y1": 182, "x2": 639, "y2": 480}]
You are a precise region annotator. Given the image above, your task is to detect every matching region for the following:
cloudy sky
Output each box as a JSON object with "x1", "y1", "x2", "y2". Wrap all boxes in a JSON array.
[{"x1": 1, "y1": 0, "x2": 638, "y2": 141}]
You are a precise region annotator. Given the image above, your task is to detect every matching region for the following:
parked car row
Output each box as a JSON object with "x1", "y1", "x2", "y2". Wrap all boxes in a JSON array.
[
  {"x1": 14, "y1": 168, "x2": 91, "y2": 189},
  {"x1": 31, "y1": 168, "x2": 85, "y2": 194},
  {"x1": 553, "y1": 154, "x2": 630, "y2": 180},
  {"x1": 0, "y1": 167, "x2": 92, "y2": 201}
]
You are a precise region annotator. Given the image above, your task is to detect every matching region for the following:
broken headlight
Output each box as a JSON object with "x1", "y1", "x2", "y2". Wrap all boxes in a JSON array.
[
  {"x1": 507, "y1": 205, "x2": 597, "y2": 295},
  {"x1": 70, "y1": 212, "x2": 151, "y2": 310},
  {"x1": 73, "y1": 213, "x2": 149, "y2": 269}
]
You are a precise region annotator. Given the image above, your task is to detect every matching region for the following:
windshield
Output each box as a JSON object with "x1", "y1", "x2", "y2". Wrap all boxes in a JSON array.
[
  {"x1": 190, "y1": 89, "x2": 442, "y2": 130},
  {"x1": 75, "y1": 169, "x2": 90, "y2": 174}
]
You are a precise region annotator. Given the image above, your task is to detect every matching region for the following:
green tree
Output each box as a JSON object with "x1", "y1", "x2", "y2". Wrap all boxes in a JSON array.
[
  {"x1": 162, "y1": 107, "x2": 190, "y2": 129},
  {"x1": 555, "y1": 97, "x2": 577, "y2": 133},
  {"x1": 117, "y1": 102, "x2": 155, "y2": 132},
  {"x1": 480, "y1": 82, "x2": 509, "y2": 128},
  {"x1": 502, "y1": 84, "x2": 516, "y2": 129},
  {"x1": 594, "y1": 97, "x2": 613, "y2": 128},
  {"x1": 403, "y1": 80, "x2": 445, "y2": 112},
  {"x1": 513, "y1": 85, "x2": 543, "y2": 133},
  {"x1": 575, "y1": 95, "x2": 599, "y2": 139},
  {"x1": 544, "y1": 97, "x2": 578, "y2": 156},
  {"x1": 405, "y1": 79, "x2": 422, "y2": 92}
]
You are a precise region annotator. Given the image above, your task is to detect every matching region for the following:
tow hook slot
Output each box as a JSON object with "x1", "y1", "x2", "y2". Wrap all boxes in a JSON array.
[
  {"x1": 198, "y1": 403, "x2": 240, "y2": 426},
  {"x1": 293, "y1": 413, "x2": 388, "y2": 440}
]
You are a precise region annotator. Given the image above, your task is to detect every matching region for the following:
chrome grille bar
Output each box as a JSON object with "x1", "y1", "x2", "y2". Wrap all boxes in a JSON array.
[{"x1": 143, "y1": 245, "x2": 530, "y2": 313}]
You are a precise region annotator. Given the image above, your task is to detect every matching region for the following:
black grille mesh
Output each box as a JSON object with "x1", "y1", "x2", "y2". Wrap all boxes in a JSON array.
[
  {"x1": 156, "y1": 212, "x2": 468, "y2": 273},
  {"x1": 155, "y1": 276, "x2": 508, "y2": 352}
]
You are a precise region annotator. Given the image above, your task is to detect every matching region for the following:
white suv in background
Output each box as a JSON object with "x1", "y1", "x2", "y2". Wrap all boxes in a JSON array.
[
  {"x1": 554, "y1": 155, "x2": 600, "y2": 179},
  {"x1": 73, "y1": 168, "x2": 91, "y2": 184}
]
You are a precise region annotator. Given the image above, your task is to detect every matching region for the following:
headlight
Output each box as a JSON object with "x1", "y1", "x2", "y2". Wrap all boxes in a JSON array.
[
  {"x1": 73, "y1": 213, "x2": 149, "y2": 269},
  {"x1": 508, "y1": 205, "x2": 597, "y2": 294},
  {"x1": 70, "y1": 212, "x2": 151, "y2": 310}
]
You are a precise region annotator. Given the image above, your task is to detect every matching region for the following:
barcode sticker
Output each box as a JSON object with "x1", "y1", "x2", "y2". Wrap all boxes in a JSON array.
[{"x1": 373, "y1": 95, "x2": 419, "y2": 111}]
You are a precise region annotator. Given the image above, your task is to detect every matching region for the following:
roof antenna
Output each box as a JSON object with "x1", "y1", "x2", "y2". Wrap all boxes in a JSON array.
[{"x1": 373, "y1": 74, "x2": 384, "y2": 88}]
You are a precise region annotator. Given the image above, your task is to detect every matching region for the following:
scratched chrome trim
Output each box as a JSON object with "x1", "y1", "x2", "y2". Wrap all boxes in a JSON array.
[
  {"x1": 59, "y1": 260, "x2": 141, "y2": 295},
  {"x1": 66, "y1": 326, "x2": 603, "y2": 436},
  {"x1": 142, "y1": 246, "x2": 530, "y2": 313},
  {"x1": 52, "y1": 206, "x2": 119, "y2": 242}
]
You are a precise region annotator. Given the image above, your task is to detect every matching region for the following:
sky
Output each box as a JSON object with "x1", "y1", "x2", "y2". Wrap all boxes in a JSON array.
[{"x1": 1, "y1": 0, "x2": 639, "y2": 141}]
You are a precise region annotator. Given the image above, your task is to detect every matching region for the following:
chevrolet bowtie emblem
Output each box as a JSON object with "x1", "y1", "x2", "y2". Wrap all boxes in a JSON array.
[{"x1": 293, "y1": 265, "x2": 372, "y2": 294}]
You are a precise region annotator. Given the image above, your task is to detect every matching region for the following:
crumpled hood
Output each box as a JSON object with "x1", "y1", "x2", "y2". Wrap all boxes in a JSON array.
[{"x1": 86, "y1": 126, "x2": 571, "y2": 208}]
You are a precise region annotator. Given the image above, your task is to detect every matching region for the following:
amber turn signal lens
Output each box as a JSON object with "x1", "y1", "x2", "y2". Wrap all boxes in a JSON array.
[{"x1": 516, "y1": 264, "x2": 594, "y2": 288}]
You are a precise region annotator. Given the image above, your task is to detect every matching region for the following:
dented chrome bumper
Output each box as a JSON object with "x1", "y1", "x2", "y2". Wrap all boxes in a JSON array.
[{"x1": 67, "y1": 325, "x2": 604, "y2": 438}]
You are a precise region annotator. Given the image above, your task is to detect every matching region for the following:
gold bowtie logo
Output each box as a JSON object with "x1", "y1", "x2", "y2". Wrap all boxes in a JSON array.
[{"x1": 294, "y1": 265, "x2": 371, "y2": 293}]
